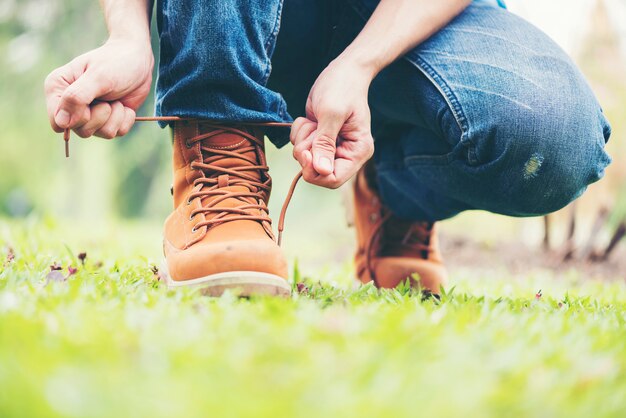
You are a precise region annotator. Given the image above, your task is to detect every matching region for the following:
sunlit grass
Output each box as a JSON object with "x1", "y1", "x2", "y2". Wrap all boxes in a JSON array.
[{"x1": 1, "y1": 219, "x2": 626, "y2": 418}]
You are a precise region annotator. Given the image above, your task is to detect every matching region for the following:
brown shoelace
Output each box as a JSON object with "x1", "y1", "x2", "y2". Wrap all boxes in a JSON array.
[
  {"x1": 62, "y1": 117, "x2": 302, "y2": 246},
  {"x1": 64, "y1": 117, "x2": 430, "y2": 286},
  {"x1": 185, "y1": 124, "x2": 274, "y2": 238}
]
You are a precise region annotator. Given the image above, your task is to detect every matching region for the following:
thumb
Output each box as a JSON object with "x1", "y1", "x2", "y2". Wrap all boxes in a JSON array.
[
  {"x1": 311, "y1": 114, "x2": 343, "y2": 176},
  {"x1": 55, "y1": 70, "x2": 112, "y2": 129}
]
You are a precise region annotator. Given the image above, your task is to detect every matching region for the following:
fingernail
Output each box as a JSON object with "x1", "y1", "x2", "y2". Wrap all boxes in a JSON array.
[
  {"x1": 318, "y1": 157, "x2": 332, "y2": 173},
  {"x1": 55, "y1": 110, "x2": 70, "y2": 127}
]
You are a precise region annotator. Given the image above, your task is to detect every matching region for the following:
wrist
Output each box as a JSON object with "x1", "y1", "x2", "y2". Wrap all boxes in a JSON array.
[
  {"x1": 106, "y1": 32, "x2": 154, "y2": 62},
  {"x1": 335, "y1": 44, "x2": 385, "y2": 82},
  {"x1": 107, "y1": 27, "x2": 151, "y2": 46}
]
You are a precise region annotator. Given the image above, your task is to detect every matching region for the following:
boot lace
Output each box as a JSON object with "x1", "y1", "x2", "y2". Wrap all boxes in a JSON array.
[
  {"x1": 185, "y1": 125, "x2": 272, "y2": 234},
  {"x1": 63, "y1": 117, "x2": 302, "y2": 245}
]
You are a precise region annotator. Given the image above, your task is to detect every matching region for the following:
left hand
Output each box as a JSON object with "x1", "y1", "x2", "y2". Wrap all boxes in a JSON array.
[{"x1": 290, "y1": 59, "x2": 375, "y2": 189}]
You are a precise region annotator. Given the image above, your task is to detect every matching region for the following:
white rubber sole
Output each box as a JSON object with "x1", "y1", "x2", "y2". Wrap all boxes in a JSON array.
[{"x1": 162, "y1": 266, "x2": 291, "y2": 297}]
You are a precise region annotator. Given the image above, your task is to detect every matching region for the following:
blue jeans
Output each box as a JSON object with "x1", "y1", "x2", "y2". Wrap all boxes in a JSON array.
[{"x1": 156, "y1": 0, "x2": 611, "y2": 221}]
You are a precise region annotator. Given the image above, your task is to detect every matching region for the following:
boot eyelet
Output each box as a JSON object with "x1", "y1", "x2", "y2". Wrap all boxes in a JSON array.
[
  {"x1": 186, "y1": 198, "x2": 192, "y2": 206},
  {"x1": 189, "y1": 213, "x2": 196, "y2": 221},
  {"x1": 191, "y1": 225, "x2": 198, "y2": 233},
  {"x1": 185, "y1": 140, "x2": 192, "y2": 149}
]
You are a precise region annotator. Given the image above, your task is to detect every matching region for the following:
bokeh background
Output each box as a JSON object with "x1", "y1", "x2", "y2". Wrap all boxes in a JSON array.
[{"x1": 1, "y1": 0, "x2": 625, "y2": 278}]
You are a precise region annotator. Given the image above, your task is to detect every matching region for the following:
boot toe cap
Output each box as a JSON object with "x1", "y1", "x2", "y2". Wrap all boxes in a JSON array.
[
  {"x1": 361, "y1": 257, "x2": 447, "y2": 294},
  {"x1": 164, "y1": 238, "x2": 288, "y2": 282}
]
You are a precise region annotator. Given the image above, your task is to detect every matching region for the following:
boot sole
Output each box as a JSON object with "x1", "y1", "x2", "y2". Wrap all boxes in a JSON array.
[{"x1": 162, "y1": 267, "x2": 291, "y2": 298}]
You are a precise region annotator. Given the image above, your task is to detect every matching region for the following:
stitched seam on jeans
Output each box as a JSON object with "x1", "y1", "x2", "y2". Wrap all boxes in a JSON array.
[
  {"x1": 261, "y1": 0, "x2": 284, "y2": 86},
  {"x1": 404, "y1": 151, "x2": 455, "y2": 166},
  {"x1": 402, "y1": 136, "x2": 469, "y2": 167},
  {"x1": 402, "y1": 56, "x2": 473, "y2": 151},
  {"x1": 155, "y1": 1, "x2": 171, "y2": 112},
  {"x1": 344, "y1": 0, "x2": 478, "y2": 165}
]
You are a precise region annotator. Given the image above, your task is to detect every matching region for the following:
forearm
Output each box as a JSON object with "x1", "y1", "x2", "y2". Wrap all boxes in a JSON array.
[
  {"x1": 99, "y1": 0, "x2": 153, "y2": 43},
  {"x1": 339, "y1": 0, "x2": 471, "y2": 79}
]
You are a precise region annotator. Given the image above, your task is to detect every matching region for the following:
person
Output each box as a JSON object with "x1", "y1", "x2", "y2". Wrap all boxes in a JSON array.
[{"x1": 44, "y1": 0, "x2": 611, "y2": 296}]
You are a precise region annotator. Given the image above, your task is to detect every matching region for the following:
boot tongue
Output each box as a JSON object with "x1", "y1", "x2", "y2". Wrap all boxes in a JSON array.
[
  {"x1": 198, "y1": 128, "x2": 263, "y2": 185},
  {"x1": 202, "y1": 131, "x2": 249, "y2": 149}
]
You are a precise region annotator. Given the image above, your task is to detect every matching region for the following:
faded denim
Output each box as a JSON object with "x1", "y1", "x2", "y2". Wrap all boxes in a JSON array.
[{"x1": 156, "y1": 0, "x2": 611, "y2": 221}]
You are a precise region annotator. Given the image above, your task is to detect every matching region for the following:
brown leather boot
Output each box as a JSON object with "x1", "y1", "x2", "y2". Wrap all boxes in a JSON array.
[
  {"x1": 353, "y1": 162, "x2": 447, "y2": 294},
  {"x1": 162, "y1": 121, "x2": 290, "y2": 297}
]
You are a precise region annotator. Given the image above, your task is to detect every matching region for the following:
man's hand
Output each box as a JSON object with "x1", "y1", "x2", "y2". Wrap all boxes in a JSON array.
[
  {"x1": 290, "y1": 59, "x2": 375, "y2": 189},
  {"x1": 44, "y1": 38, "x2": 153, "y2": 139},
  {"x1": 290, "y1": 0, "x2": 470, "y2": 189}
]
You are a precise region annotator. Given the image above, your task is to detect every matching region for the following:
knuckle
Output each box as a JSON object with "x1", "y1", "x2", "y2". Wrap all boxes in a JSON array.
[
  {"x1": 111, "y1": 100, "x2": 123, "y2": 112},
  {"x1": 74, "y1": 110, "x2": 90, "y2": 127},
  {"x1": 292, "y1": 133, "x2": 307, "y2": 145},
  {"x1": 62, "y1": 88, "x2": 84, "y2": 106},
  {"x1": 75, "y1": 128, "x2": 92, "y2": 139},
  {"x1": 126, "y1": 108, "x2": 137, "y2": 119},
  {"x1": 313, "y1": 135, "x2": 336, "y2": 152},
  {"x1": 44, "y1": 68, "x2": 63, "y2": 89},
  {"x1": 293, "y1": 117, "x2": 307, "y2": 126},
  {"x1": 43, "y1": 74, "x2": 55, "y2": 91},
  {"x1": 293, "y1": 141, "x2": 309, "y2": 154},
  {"x1": 99, "y1": 127, "x2": 117, "y2": 139},
  {"x1": 94, "y1": 103, "x2": 112, "y2": 119}
]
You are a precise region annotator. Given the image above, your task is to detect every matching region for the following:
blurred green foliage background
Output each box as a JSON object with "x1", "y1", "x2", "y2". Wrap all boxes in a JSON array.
[
  {"x1": 0, "y1": 0, "x2": 625, "y2": 261},
  {"x1": 0, "y1": 0, "x2": 171, "y2": 220}
]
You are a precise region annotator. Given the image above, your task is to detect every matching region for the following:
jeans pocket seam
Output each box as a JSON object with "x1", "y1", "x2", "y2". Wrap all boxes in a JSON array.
[
  {"x1": 402, "y1": 54, "x2": 480, "y2": 165},
  {"x1": 262, "y1": 0, "x2": 285, "y2": 85},
  {"x1": 403, "y1": 149, "x2": 456, "y2": 167}
]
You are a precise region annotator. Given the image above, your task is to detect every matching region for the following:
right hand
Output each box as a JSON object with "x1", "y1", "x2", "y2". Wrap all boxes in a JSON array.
[{"x1": 44, "y1": 38, "x2": 154, "y2": 139}]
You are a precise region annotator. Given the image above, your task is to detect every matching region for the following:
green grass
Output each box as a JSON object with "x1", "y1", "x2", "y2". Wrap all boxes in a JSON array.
[{"x1": 1, "y1": 218, "x2": 626, "y2": 418}]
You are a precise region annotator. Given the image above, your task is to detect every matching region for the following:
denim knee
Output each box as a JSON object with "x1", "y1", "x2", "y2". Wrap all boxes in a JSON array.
[{"x1": 471, "y1": 101, "x2": 612, "y2": 217}]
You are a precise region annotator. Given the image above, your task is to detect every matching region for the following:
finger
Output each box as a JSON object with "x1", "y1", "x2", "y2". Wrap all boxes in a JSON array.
[
  {"x1": 73, "y1": 102, "x2": 112, "y2": 138},
  {"x1": 328, "y1": 135, "x2": 374, "y2": 187},
  {"x1": 290, "y1": 117, "x2": 311, "y2": 145},
  {"x1": 300, "y1": 150, "x2": 341, "y2": 189},
  {"x1": 291, "y1": 119, "x2": 317, "y2": 165},
  {"x1": 292, "y1": 123, "x2": 317, "y2": 167},
  {"x1": 312, "y1": 113, "x2": 344, "y2": 176},
  {"x1": 335, "y1": 134, "x2": 375, "y2": 163},
  {"x1": 117, "y1": 107, "x2": 136, "y2": 137},
  {"x1": 55, "y1": 70, "x2": 113, "y2": 129},
  {"x1": 294, "y1": 119, "x2": 317, "y2": 144},
  {"x1": 300, "y1": 150, "x2": 320, "y2": 184},
  {"x1": 94, "y1": 101, "x2": 125, "y2": 139},
  {"x1": 301, "y1": 152, "x2": 363, "y2": 189},
  {"x1": 45, "y1": 66, "x2": 73, "y2": 133},
  {"x1": 331, "y1": 158, "x2": 360, "y2": 188}
]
